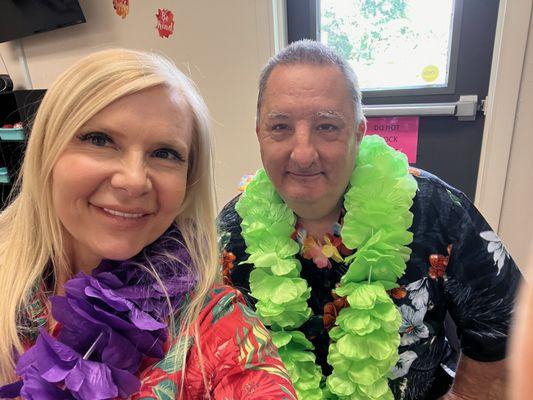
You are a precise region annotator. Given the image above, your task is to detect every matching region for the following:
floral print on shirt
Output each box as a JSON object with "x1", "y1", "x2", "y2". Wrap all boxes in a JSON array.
[{"x1": 480, "y1": 230, "x2": 510, "y2": 274}]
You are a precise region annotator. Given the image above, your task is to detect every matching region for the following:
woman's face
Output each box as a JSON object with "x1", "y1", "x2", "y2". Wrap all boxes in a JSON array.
[{"x1": 52, "y1": 85, "x2": 193, "y2": 272}]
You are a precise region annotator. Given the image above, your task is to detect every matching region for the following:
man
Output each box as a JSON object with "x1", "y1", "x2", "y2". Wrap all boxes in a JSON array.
[{"x1": 218, "y1": 40, "x2": 520, "y2": 399}]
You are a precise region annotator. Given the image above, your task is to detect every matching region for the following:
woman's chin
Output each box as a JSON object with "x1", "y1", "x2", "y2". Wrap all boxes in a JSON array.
[{"x1": 96, "y1": 244, "x2": 145, "y2": 263}]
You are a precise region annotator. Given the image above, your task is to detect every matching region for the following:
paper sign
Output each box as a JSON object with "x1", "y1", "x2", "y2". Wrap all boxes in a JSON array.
[{"x1": 366, "y1": 116, "x2": 419, "y2": 163}]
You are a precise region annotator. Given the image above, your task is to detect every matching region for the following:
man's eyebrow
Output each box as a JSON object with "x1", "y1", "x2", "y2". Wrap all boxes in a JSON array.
[
  {"x1": 266, "y1": 110, "x2": 290, "y2": 119},
  {"x1": 315, "y1": 110, "x2": 346, "y2": 120}
]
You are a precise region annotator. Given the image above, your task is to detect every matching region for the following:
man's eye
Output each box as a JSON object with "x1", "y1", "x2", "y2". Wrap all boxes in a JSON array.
[
  {"x1": 78, "y1": 132, "x2": 113, "y2": 147},
  {"x1": 317, "y1": 124, "x2": 338, "y2": 132},
  {"x1": 271, "y1": 124, "x2": 289, "y2": 131},
  {"x1": 152, "y1": 148, "x2": 185, "y2": 162}
]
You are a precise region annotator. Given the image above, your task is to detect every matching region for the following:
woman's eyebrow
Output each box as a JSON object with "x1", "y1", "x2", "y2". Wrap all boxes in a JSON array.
[{"x1": 77, "y1": 123, "x2": 125, "y2": 138}]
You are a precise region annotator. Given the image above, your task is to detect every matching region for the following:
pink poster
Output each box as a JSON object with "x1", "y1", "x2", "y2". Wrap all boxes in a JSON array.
[{"x1": 366, "y1": 116, "x2": 419, "y2": 163}]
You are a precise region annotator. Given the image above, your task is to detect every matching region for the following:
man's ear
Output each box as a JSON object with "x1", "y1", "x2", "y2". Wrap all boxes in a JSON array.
[
  {"x1": 255, "y1": 115, "x2": 260, "y2": 138},
  {"x1": 356, "y1": 118, "x2": 367, "y2": 144}
]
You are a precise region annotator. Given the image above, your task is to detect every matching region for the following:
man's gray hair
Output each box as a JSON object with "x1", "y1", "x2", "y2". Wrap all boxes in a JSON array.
[{"x1": 257, "y1": 39, "x2": 364, "y2": 124}]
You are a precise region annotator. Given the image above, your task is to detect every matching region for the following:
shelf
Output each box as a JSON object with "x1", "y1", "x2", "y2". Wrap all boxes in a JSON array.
[
  {"x1": 0, "y1": 167, "x2": 10, "y2": 184},
  {"x1": 0, "y1": 128, "x2": 25, "y2": 141}
]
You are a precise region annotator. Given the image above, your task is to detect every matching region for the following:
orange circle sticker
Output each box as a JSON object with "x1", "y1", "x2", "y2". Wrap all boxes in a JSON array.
[{"x1": 422, "y1": 65, "x2": 439, "y2": 82}]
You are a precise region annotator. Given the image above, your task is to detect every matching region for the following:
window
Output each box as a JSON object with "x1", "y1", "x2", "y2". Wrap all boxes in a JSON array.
[{"x1": 287, "y1": 0, "x2": 463, "y2": 96}]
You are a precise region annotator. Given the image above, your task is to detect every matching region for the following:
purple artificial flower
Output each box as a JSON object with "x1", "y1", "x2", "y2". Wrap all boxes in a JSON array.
[
  {"x1": 0, "y1": 224, "x2": 196, "y2": 399},
  {"x1": 0, "y1": 381, "x2": 23, "y2": 398},
  {"x1": 19, "y1": 368, "x2": 72, "y2": 400}
]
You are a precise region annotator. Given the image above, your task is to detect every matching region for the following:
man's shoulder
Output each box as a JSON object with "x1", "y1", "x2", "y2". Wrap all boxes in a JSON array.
[
  {"x1": 217, "y1": 194, "x2": 242, "y2": 232},
  {"x1": 410, "y1": 167, "x2": 461, "y2": 194},
  {"x1": 217, "y1": 194, "x2": 248, "y2": 263},
  {"x1": 409, "y1": 167, "x2": 471, "y2": 210}
]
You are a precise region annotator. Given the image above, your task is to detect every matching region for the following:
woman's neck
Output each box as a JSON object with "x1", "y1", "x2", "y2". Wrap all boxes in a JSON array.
[{"x1": 55, "y1": 243, "x2": 100, "y2": 295}]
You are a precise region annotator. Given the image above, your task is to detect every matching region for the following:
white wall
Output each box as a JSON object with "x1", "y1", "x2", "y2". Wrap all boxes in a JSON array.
[{"x1": 0, "y1": 0, "x2": 273, "y2": 206}]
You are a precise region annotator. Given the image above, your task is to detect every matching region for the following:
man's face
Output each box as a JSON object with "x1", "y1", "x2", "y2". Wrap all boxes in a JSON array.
[{"x1": 256, "y1": 64, "x2": 365, "y2": 218}]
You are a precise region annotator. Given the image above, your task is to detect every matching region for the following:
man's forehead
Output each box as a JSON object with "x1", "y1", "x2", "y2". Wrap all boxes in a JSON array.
[
  {"x1": 258, "y1": 63, "x2": 355, "y2": 122},
  {"x1": 262, "y1": 64, "x2": 351, "y2": 99},
  {"x1": 268, "y1": 63, "x2": 345, "y2": 84},
  {"x1": 269, "y1": 62, "x2": 343, "y2": 77}
]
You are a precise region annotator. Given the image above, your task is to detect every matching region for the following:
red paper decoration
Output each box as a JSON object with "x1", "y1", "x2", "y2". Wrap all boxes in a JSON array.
[
  {"x1": 155, "y1": 9, "x2": 175, "y2": 38},
  {"x1": 113, "y1": 0, "x2": 129, "y2": 19}
]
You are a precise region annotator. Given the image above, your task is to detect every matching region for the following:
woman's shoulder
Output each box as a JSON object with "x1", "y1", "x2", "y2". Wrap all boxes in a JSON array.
[
  {"x1": 18, "y1": 280, "x2": 50, "y2": 345},
  {"x1": 137, "y1": 284, "x2": 295, "y2": 399},
  {"x1": 196, "y1": 285, "x2": 251, "y2": 327}
]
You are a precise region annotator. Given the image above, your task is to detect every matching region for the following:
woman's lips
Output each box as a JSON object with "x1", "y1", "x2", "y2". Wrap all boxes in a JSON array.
[{"x1": 90, "y1": 204, "x2": 152, "y2": 228}]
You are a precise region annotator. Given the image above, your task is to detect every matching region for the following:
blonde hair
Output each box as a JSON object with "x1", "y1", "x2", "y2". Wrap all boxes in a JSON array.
[{"x1": 0, "y1": 49, "x2": 220, "y2": 388}]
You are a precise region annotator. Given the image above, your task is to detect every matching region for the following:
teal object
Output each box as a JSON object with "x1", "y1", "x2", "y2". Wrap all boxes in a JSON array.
[
  {"x1": 0, "y1": 127, "x2": 25, "y2": 141},
  {"x1": 0, "y1": 167, "x2": 10, "y2": 184}
]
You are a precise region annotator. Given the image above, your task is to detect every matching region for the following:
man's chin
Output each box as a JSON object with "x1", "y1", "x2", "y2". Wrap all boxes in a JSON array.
[
  {"x1": 280, "y1": 191, "x2": 326, "y2": 207},
  {"x1": 277, "y1": 187, "x2": 345, "y2": 219}
]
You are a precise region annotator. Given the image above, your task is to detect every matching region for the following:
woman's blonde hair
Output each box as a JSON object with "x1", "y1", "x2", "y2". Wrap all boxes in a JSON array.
[{"x1": 0, "y1": 49, "x2": 219, "y2": 387}]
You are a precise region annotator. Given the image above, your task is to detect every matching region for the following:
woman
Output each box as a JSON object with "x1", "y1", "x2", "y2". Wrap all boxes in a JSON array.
[{"x1": 0, "y1": 49, "x2": 295, "y2": 399}]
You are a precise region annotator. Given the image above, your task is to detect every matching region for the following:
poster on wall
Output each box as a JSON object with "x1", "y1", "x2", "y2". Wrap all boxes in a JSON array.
[
  {"x1": 156, "y1": 9, "x2": 175, "y2": 38},
  {"x1": 366, "y1": 116, "x2": 419, "y2": 163},
  {"x1": 113, "y1": 0, "x2": 129, "y2": 19}
]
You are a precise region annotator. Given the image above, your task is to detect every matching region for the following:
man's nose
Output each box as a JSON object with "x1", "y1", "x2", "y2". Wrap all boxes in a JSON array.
[
  {"x1": 289, "y1": 127, "x2": 318, "y2": 168},
  {"x1": 110, "y1": 154, "x2": 152, "y2": 197}
]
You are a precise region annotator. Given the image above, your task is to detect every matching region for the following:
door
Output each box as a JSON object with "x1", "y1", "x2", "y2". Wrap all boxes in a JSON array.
[{"x1": 286, "y1": 0, "x2": 499, "y2": 200}]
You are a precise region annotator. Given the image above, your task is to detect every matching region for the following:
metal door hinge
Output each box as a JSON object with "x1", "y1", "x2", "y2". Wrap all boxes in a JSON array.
[{"x1": 480, "y1": 96, "x2": 488, "y2": 115}]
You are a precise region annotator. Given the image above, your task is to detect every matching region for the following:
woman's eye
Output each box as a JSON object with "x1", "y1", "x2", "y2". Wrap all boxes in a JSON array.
[
  {"x1": 78, "y1": 132, "x2": 113, "y2": 147},
  {"x1": 152, "y1": 148, "x2": 184, "y2": 162}
]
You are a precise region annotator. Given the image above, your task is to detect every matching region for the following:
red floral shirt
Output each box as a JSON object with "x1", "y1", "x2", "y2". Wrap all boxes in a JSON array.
[{"x1": 134, "y1": 286, "x2": 296, "y2": 399}]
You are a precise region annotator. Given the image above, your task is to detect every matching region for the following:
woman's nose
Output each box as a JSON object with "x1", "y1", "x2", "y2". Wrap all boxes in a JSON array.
[{"x1": 110, "y1": 154, "x2": 152, "y2": 197}]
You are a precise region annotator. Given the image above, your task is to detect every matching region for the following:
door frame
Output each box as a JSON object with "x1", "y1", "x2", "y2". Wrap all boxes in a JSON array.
[{"x1": 474, "y1": 0, "x2": 532, "y2": 232}]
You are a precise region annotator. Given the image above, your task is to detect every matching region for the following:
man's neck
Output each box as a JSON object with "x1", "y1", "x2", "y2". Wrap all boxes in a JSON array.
[{"x1": 296, "y1": 202, "x2": 343, "y2": 241}]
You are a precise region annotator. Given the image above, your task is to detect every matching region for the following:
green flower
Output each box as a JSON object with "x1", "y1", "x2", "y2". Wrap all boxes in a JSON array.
[{"x1": 272, "y1": 331, "x2": 323, "y2": 399}]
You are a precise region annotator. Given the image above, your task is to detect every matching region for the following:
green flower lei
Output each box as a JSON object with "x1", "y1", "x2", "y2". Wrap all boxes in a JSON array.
[{"x1": 236, "y1": 135, "x2": 418, "y2": 399}]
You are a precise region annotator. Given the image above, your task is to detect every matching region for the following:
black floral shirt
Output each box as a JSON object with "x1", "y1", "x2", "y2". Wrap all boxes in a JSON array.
[{"x1": 217, "y1": 168, "x2": 521, "y2": 400}]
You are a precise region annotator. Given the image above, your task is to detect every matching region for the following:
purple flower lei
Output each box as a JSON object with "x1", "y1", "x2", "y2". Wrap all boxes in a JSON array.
[{"x1": 0, "y1": 224, "x2": 197, "y2": 400}]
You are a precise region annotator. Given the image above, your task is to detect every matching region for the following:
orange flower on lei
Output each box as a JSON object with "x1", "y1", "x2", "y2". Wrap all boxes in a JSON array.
[{"x1": 302, "y1": 235, "x2": 343, "y2": 269}]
